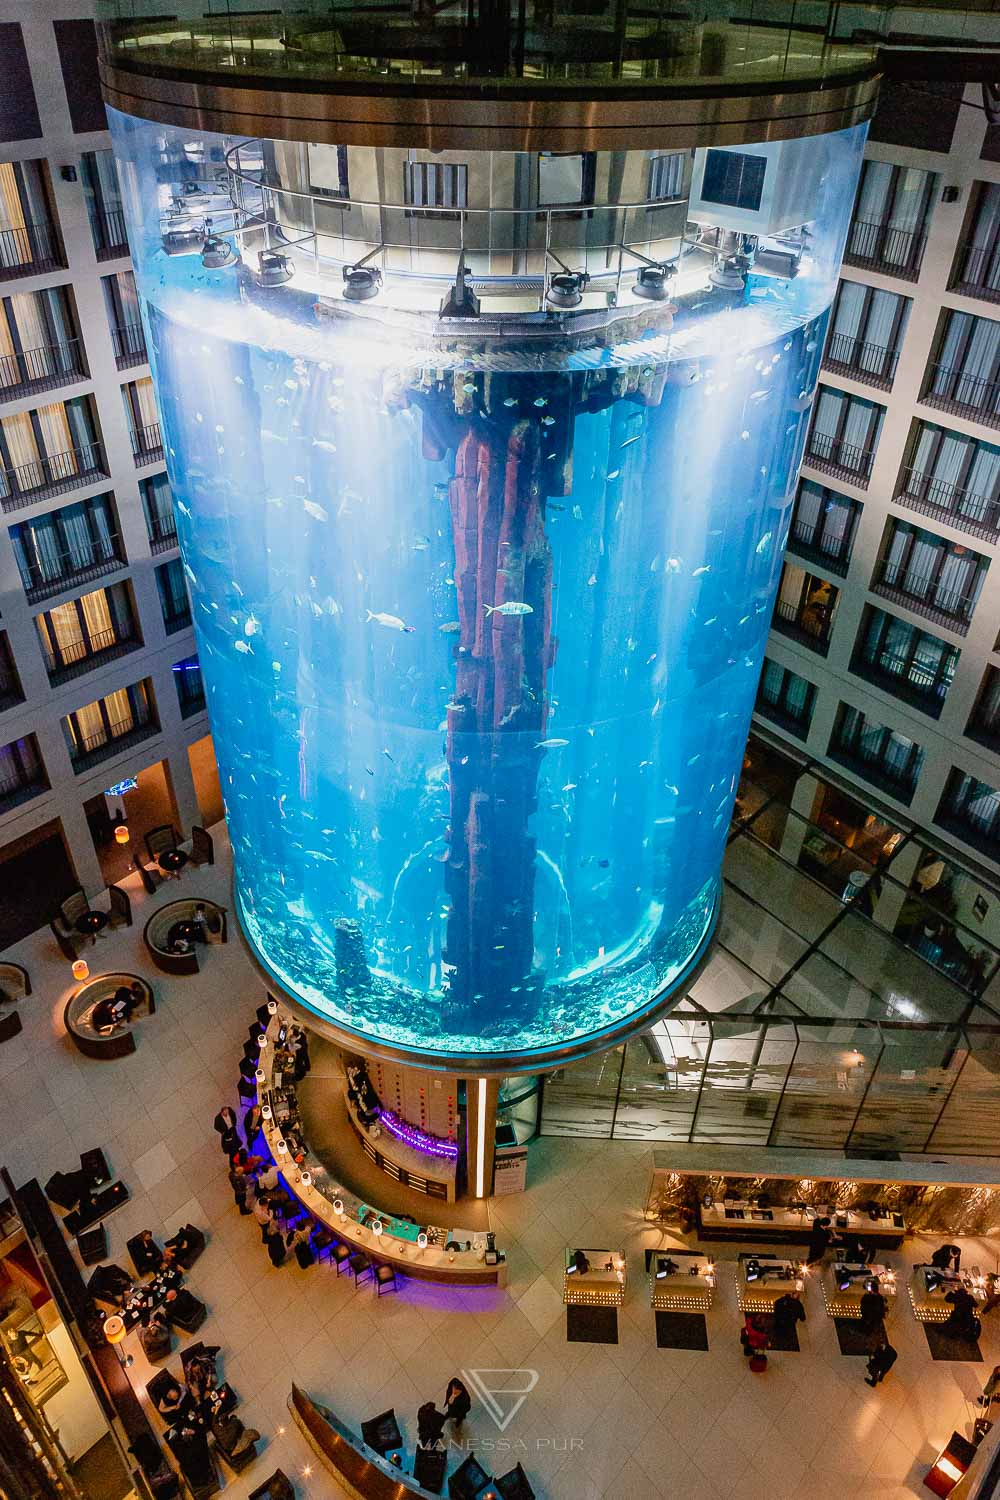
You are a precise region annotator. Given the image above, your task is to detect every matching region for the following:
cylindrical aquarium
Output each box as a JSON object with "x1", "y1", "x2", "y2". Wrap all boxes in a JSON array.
[{"x1": 108, "y1": 114, "x2": 865, "y2": 1066}]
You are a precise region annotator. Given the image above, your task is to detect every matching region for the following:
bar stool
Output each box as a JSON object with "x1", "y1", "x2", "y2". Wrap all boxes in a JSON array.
[
  {"x1": 349, "y1": 1252, "x2": 372, "y2": 1286},
  {"x1": 374, "y1": 1263, "x2": 398, "y2": 1297},
  {"x1": 333, "y1": 1243, "x2": 352, "y2": 1275}
]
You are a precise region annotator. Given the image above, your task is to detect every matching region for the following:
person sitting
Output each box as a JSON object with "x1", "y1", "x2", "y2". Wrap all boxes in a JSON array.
[
  {"x1": 138, "y1": 1307, "x2": 172, "y2": 1361},
  {"x1": 444, "y1": 1377, "x2": 471, "y2": 1426},
  {"x1": 257, "y1": 1162, "x2": 280, "y2": 1194},
  {"x1": 190, "y1": 904, "x2": 209, "y2": 943},
  {"x1": 859, "y1": 1283, "x2": 887, "y2": 1337},
  {"x1": 944, "y1": 1284, "x2": 979, "y2": 1339},
  {"x1": 152, "y1": 1379, "x2": 188, "y2": 1421},
  {"x1": 163, "y1": 1225, "x2": 200, "y2": 1265},
  {"x1": 931, "y1": 1244, "x2": 962, "y2": 1272},
  {"x1": 132, "y1": 1229, "x2": 164, "y2": 1275},
  {"x1": 417, "y1": 1401, "x2": 447, "y2": 1447},
  {"x1": 211, "y1": 1409, "x2": 260, "y2": 1460},
  {"x1": 772, "y1": 1291, "x2": 806, "y2": 1340},
  {"x1": 92, "y1": 996, "x2": 126, "y2": 1033},
  {"x1": 570, "y1": 1249, "x2": 591, "y2": 1275}
]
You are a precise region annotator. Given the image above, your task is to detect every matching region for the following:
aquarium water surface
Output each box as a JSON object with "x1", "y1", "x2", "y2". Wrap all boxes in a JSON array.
[{"x1": 109, "y1": 113, "x2": 865, "y2": 1061}]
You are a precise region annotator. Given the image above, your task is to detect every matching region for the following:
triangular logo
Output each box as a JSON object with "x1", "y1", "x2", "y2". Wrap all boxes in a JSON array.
[{"x1": 460, "y1": 1368, "x2": 538, "y2": 1432}]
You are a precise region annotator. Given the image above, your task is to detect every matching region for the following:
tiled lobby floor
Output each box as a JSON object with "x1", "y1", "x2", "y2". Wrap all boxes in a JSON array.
[{"x1": 2, "y1": 830, "x2": 999, "y2": 1500}]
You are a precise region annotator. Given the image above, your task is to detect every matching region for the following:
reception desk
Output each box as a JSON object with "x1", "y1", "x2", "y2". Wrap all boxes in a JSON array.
[
  {"x1": 909, "y1": 1265, "x2": 989, "y2": 1324},
  {"x1": 698, "y1": 1199, "x2": 906, "y2": 1249},
  {"x1": 736, "y1": 1255, "x2": 804, "y2": 1313},
  {"x1": 821, "y1": 1262, "x2": 897, "y2": 1319},
  {"x1": 563, "y1": 1249, "x2": 626, "y2": 1307},
  {"x1": 258, "y1": 1018, "x2": 506, "y2": 1287},
  {"x1": 649, "y1": 1251, "x2": 715, "y2": 1311}
]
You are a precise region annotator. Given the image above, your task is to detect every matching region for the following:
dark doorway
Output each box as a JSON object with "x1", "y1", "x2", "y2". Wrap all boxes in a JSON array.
[{"x1": 0, "y1": 820, "x2": 77, "y2": 946}]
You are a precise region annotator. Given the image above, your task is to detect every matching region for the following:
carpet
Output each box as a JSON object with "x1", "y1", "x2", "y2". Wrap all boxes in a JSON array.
[
  {"x1": 655, "y1": 1312, "x2": 710, "y2": 1350},
  {"x1": 924, "y1": 1324, "x2": 984, "y2": 1362},
  {"x1": 566, "y1": 1305, "x2": 619, "y2": 1344}
]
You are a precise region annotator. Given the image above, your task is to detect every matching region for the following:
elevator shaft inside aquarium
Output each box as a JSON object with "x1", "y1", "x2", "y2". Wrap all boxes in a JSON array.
[{"x1": 109, "y1": 115, "x2": 865, "y2": 1062}]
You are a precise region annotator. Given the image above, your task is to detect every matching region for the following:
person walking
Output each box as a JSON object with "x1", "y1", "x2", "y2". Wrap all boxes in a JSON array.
[
  {"x1": 806, "y1": 1216, "x2": 837, "y2": 1265},
  {"x1": 865, "y1": 1339, "x2": 898, "y2": 1387},
  {"x1": 772, "y1": 1291, "x2": 806, "y2": 1343},
  {"x1": 859, "y1": 1282, "x2": 888, "y2": 1341}
]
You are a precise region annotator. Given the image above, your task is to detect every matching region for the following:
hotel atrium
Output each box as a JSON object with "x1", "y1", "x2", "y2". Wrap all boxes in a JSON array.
[{"x1": 3, "y1": 3, "x2": 1000, "y2": 1499}]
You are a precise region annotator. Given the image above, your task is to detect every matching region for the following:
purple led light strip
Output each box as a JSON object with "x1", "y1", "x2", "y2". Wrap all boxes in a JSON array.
[{"x1": 378, "y1": 1108, "x2": 458, "y2": 1158}]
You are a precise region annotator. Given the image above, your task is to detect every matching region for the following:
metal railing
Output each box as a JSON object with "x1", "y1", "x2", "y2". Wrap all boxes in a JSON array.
[
  {"x1": 936, "y1": 802, "x2": 1000, "y2": 863},
  {"x1": 69, "y1": 711, "x2": 157, "y2": 772},
  {"x1": 0, "y1": 221, "x2": 62, "y2": 281},
  {"x1": 163, "y1": 607, "x2": 192, "y2": 635},
  {"x1": 771, "y1": 598, "x2": 834, "y2": 655},
  {"x1": 966, "y1": 711, "x2": 1000, "y2": 754},
  {"x1": 89, "y1": 207, "x2": 129, "y2": 261},
  {"x1": 822, "y1": 331, "x2": 900, "y2": 391},
  {"x1": 0, "y1": 768, "x2": 48, "y2": 813},
  {"x1": 804, "y1": 430, "x2": 875, "y2": 486},
  {"x1": 110, "y1": 321, "x2": 147, "y2": 370},
  {"x1": 179, "y1": 686, "x2": 207, "y2": 719},
  {"x1": 786, "y1": 518, "x2": 853, "y2": 577},
  {"x1": 148, "y1": 518, "x2": 178, "y2": 555},
  {"x1": 894, "y1": 465, "x2": 1000, "y2": 542},
  {"x1": 0, "y1": 338, "x2": 85, "y2": 402},
  {"x1": 754, "y1": 691, "x2": 811, "y2": 739},
  {"x1": 0, "y1": 440, "x2": 106, "y2": 512},
  {"x1": 923, "y1": 362, "x2": 1000, "y2": 429},
  {"x1": 20, "y1": 534, "x2": 126, "y2": 604},
  {"x1": 843, "y1": 219, "x2": 927, "y2": 282},
  {"x1": 828, "y1": 734, "x2": 920, "y2": 803},
  {"x1": 0, "y1": 670, "x2": 23, "y2": 709},
  {"x1": 952, "y1": 243, "x2": 1000, "y2": 304},
  {"x1": 872, "y1": 558, "x2": 980, "y2": 636},
  {"x1": 130, "y1": 421, "x2": 163, "y2": 465},
  {"x1": 45, "y1": 627, "x2": 139, "y2": 684},
  {"x1": 849, "y1": 648, "x2": 950, "y2": 718}
]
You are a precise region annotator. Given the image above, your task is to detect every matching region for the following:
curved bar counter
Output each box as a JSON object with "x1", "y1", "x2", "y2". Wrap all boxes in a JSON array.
[{"x1": 258, "y1": 1016, "x2": 507, "y2": 1285}]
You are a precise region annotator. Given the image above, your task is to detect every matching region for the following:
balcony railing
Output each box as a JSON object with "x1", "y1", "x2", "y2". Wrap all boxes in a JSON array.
[
  {"x1": 966, "y1": 714, "x2": 1000, "y2": 754},
  {"x1": 842, "y1": 219, "x2": 926, "y2": 282},
  {"x1": 45, "y1": 628, "x2": 140, "y2": 686},
  {"x1": 0, "y1": 440, "x2": 107, "y2": 512},
  {"x1": 786, "y1": 519, "x2": 853, "y2": 578},
  {"x1": 111, "y1": 321, "x2": 147, "y2": 370},
  {"x1": 0, "y1": 769, "x2": 49, "y2": 814},
  {"x1": 894, "y1": 466, "x2": 1000, "y2": 542},
  {"x1": 871, "y1": 558, "x2": 980, "y2": 636},
  {"x1": 131, "y1": 421, "x2": 163, "y2": 466},
  {"x1": 849, "y1": 649, "x2": 949, "y2": 719},
  {"x1": 179, "y1": 687, "x2": 207, "y2": 720},
  {"x1": 829, "y1": 738, "x2": 919, "y2": 804},
  {"x1": 20, "y1": 535, "x2": 126, "y2": 605},
  {"x1": 804, "y1": 431, "x2": 875, "y2": 487},
  {"x1": 935, "y1": 804, "x2": 1000, "y2": 861},
  {"x1": 90, "y1": 208, "x2": 130, "y2": 262},
  {"x1": 754, "y1": 694, "x2": 811, "y2": 739},
  {"x1": 0, "y1": 672, "x2": 24, "y2": 711},
  {"x1": 163, "y1": 606, "x2": 192, "y2": 635},
  {"x1": 951, "y1": 244, "x2": 1000, "y2": 305},
  {"x1": 822, "y1": 332, "x2": 899, "y2": 391},
  {"x1": 771, "y1": 598, "x2": 833, "y2": 656},
  {"x1": 922, "y1": 363, "x2": 1000, "y2": 430},
  {"x1": 148, "y1": 518, "x2": 178, "y2": 555},
  {"x1": 0, "y1": 221, "x2": 63, "y2": 281},
  {"x1": 0, "y1": 337, "x2": 86, "y2": 403},
  {"x1": 69, "y1": 713, "x2": 158, "y2": 773}
]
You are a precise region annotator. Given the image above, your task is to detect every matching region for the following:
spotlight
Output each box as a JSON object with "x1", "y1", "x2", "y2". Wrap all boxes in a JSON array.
[
  {"x1": 546, "y1": 270, "x2": 589, "y2": 310},
  {"x1": 342, "y1": 263, "x2": 382, "y2": 302},
  {"x1": 633, "y1": 262, "x2": 676, "y2": 301},
  {"x1": 255, "y1": 249, "x2": 292, "y2": 287},
  {"x1": 709, "y1": 255, "x2": 748, "y2": 292},
  {"x1": 439, "y1": 253, "x2": 480, "y2": 319},
  {"x1": 201, "y1": 233, "x2": 235, "y2": 269}
]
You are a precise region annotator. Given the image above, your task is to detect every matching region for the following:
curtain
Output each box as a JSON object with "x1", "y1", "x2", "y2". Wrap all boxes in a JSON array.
[
  {"x1": 883, "y1": 731, "x2": 918, "y2": 779},
  {"x1": 88, "y1": 494, "x2": 114, "y2": 556},
  {"x1": 106, "y1": 583, "x2": 132, "y2": 638},
  {"x1": 795, "y1": 481, "x2": 823, "y2": 540},
  {"x1": 783, "y1": 672, "x2": 810, "y2": 718},
  {"x1": 8, "y1": 291, "x2": 49, "y2": 355},
  {"x1": 80, "y1": 586, "x2": 112, "y2": 645},
  {"x1": 73, "y1": 699, "x2": 106, "y2": 751},
  {"x1": 977, "y1": 672, "x2": 1000, "y2": 732},
  {"x1": 759, "y1": 659, "x2": 783, "y2": 704},
  {"x1": 133, "y1": 378, "x2": 159, "y2": 428},
  {"x1": 777, "y1": 563, "x2": 805, "y2": 611},
  {"x1": 104, "y1": 686, "x2": 134, "y2": 737},
  {"x1": 831, "y1": 281, "x2": 866, "y2": 342},
  {"x1": 812, "y1": 389, "x2": 843, "y2": 441},
  {"x1": 158, "y1": 559, "x2": 187, "y2": 617},
  {"x1": 59, "y1": 503, "x2": 95, "y2": 571},
  {"x1": 34, "y1": 401, "x2": 74, "y2": 467},
  {"x1": 935, "y1": 549, "x2": 978, "y2": 611},
  {"x1": 820, "y1": 494, "x2": 851, "y2": 552},
  {"x1": 15, "y1": 516, "x2": 61, "y2": 584},
  {"x1": 143, "y1": 473, "x2": 174, "y2": 531},
  {"x1": 841, "y1": 395, "x2": 879, "y2": 468},
  {"x1": 44, "y1": 601, "x2": 83, "y2": 660}
]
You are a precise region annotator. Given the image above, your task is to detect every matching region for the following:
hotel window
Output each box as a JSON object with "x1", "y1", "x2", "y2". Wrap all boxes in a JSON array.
[
  {"x1": 924, "y1": 309, "x2": 1000, "y2": 426},
  {"x1": 0, "y1": 158, "x2": 60, "y2": 276},
  {"x1": 755, "y1": 659, "x2": 816, "y2": 738},
  {"x1": 403, "y1": 160, "x2": 468, "y2": 219},
  {"x1": 141, "y1": 472, "x2": 177, "y2": 552},
  {"x1": 64, "y1": 679, "x2": 156, "y2": 769},
  {"x1": 936, "y1": 768, "x2": 1000, "y2": 858},
  {"x1": 844, "y1": 160, "x2": 935, "y2": 280},
  {"x1": 823, "y1": 281, "x2": 909, "y2": 389},
  {"x1": 771, "y1": 562, "x2": 839, "y2": 654},
  {"x1": 952, "y1": 181, "x2": 1000, "y2": 302},
  {"x1": 0, "y1": 394, "x2": 103, "y2": 505},
  {"x1": 81, "y1": 149, "x2": 126, "y2": 259},
  {"x1": 647, "y1": 153, "x2": 686, "y2": 203},
  {"x1": 851, "y1": 606, "x2": 958, "y2": 718},
  {"x1": 35, "y1": 581, "x2": 139, "y2": 682},
  {"x1": 156, "y1": 557, "x2": 191, "y2": 633},
  {"x1": 102, "y1": 270, "x2": 145, "y2": 368},
  {"x1": 9, "y1": 491, "x2": 123, "y2": 603},
  {"x1": 806, "y1": 387, "x2": 883, "y2": 485},
  {"x1": 967, "y1": 666, "x2": 1000, "y2": 752},
  {"x1": 537, "y1": 152, "x2": 596, "y2": 209},
  {"x1": 174, "y1": 652, "x2": 205, "y2": 718},
  {"x1": 898, "y1": 422, "x2": 1000, "y2": 541},
  {"x1": 829, "y1": 703, "x2": 924, "y2": 803},
  {"x1": 122, "y1": 378, "x2": 162, "y2": 463},
  {"x1": 0, "y1": 631, "x2": 22, "y2": 710},
  {"x1": 0, "y1": 287, "x2": 83, "y2": 398},
  {"x1": 788, "y1": 481, "x2": 861, "y2": 575},
  {"x1": 0, "y1": 734, "x2": 47, "y2": 812},
  {"x1": 874, "y1": 519, "x2": 988, "y2": 634}
]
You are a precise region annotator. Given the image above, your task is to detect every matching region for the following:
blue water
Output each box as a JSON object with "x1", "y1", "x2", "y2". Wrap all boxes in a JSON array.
[{"x1": 110, "y1": 111, "x2": 864, "y2": 1061}]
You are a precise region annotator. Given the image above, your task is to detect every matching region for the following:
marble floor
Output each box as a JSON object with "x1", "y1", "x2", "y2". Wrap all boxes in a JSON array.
[{"x1": 2, "y1": 830, "x2": 999, "y2": 1500}]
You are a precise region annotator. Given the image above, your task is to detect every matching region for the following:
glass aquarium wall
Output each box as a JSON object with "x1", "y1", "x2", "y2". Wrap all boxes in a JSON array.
[{"x1": 108, "y1": 112, "x2": 865, "y2": 1063}]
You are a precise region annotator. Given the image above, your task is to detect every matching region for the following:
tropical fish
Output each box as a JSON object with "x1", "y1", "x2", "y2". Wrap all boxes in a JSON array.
[
  {"x1": 484, "y1": 601, "x2": 533, "y2": 617},
  {"x1": 607, "y1": 469, "x2": 621, "y2": 481},
  {"x1": 535, "y1": 738, "x2": 569, "y2": 749},
  {"x1": 303, "y1": 500, "x2": 329, "y2": 522},
  {"x1": 572, "y1": 505, "x2": 583, "y2": 521},
  {"x1": 533, "y1": 397, "x2": 547, "y2": 408},
  {"x1": 562, "y1": 782, "x2": 577, "y2": 792},
  {"x1": 755, "y1": 531, "x2": 772, "y2": 554},
  {"x1": 740, "y1": 430, "x2": 750, "y2": 440},
  {"x1": 366, "y1": 610, "x2": 415, "y2": 632},
  {"x1": 433, "y1": 482, "x2": 448, "y2": 502},
  {"x1": 439, "y1": 622, "x2": 462, "y2": 634},
  {"x1": 244, "y1": 614, "x2": 260, "y2": 636},
  {"x1": 503, "y1": 397, "x2": 518, "y2": 408},
  {"x1": 542, "y1": 415, "x2": 555, "y2": 427},
  {"x1": 234, "y1": 640, "x2": 253, "y2": 655},
  {"x1": 620, "y1": 434, "x2": 641, "y2": 449},
  {"x1": 412, "y1": 535, "x2": 431, "y2": 551},
  {"x1": 587, "y1": 574, "x2": 597, "y2": 586},
  {"x1": 692, "y1": 565, "x2": 711, "y2": 577}
]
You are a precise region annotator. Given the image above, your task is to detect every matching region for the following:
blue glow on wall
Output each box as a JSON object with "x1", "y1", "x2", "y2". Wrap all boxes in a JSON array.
[{"x1": 109, "y1": 111, "x2": 865, "y2": 1061}]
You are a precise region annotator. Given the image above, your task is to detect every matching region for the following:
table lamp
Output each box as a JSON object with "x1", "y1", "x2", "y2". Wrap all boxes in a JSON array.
[
  {"x1": 114, "y1": 825, "x2": 130, "y2": 845},
  {"x1": 72, "y1": 959, "x2": 90, "y2": 981}
]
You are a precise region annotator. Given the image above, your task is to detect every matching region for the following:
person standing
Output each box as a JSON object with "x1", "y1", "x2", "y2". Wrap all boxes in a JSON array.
[
  {"x1": 944, "y1": 1284, "x2": 979, "y2": 1340},
  {"x1": 444, "y1": 1377, "x2": 471, "y2": 1426},
  {"x1": 806, "y1": 1216, "x2": 837, "y2": 1265},
  {"x1": 930, "y1": 1244, "x2": 962, "y2": 1272},
  {"x1": 772, "y1": 1291, "x2": 806, "y2": 1342},
  {"x1": 865, "y1": 1340, "x2": 898, "y2": 1387},
  {"x1": 213, "y1": 1106, "x2": 240, "y2": 1156},
  {"x1": 859, "y1": 1281, "x2": 887, "y2": 1339}
]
